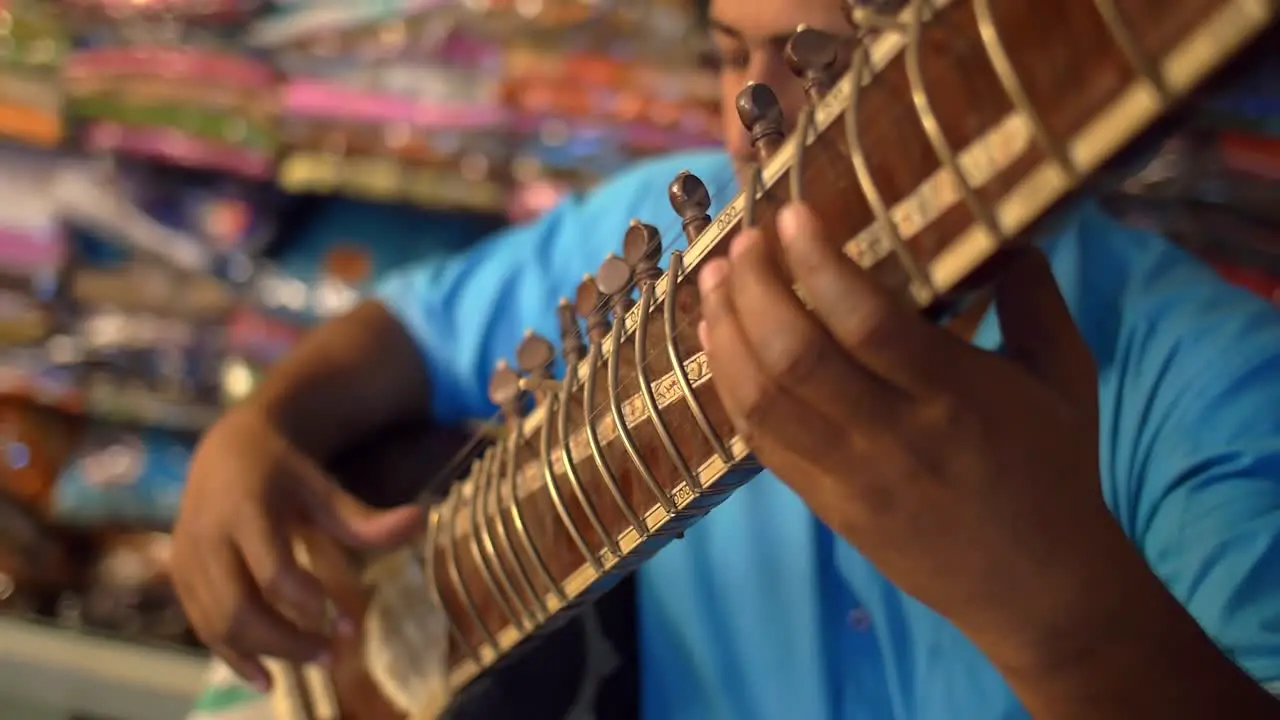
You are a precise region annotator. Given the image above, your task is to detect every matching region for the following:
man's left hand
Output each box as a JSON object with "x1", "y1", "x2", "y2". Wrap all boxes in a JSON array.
[{"x1": 697, "y1": 202, "x2": 1132, "y2": 671}]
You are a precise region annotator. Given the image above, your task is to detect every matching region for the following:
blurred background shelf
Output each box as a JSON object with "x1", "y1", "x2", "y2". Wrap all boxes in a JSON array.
[{"x1": 0, "y1": 616, "x2": 208, "y2": 720}]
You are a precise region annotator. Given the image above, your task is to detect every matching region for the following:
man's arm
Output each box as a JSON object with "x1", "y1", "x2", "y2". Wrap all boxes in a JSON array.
[
  {"x1": 997, "y1": 529, "x2": 1280, "y2": 718},
  {"x1": 246, "y1": 301, "x2": 434, "y2": 463},
  {"x1": 998, "y1": 238, "x2": 1280, "y2": 718}
]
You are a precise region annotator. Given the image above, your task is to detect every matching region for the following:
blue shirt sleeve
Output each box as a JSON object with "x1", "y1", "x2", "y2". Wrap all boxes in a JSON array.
[
  {"x1": 1106, "y1": 225, "x2": 1280, "y2": 686},
  {"x1": 372, "y1": 150, "x2": 736, "y2": 425}
]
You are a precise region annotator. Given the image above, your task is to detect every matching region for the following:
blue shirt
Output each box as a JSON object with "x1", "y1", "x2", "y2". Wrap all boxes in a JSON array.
[{"x1": 376, "y1": 149, "x2": 1280, "y2": 720}]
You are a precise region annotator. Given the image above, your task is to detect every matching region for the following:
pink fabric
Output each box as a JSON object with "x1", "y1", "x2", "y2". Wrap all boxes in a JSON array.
[
  {"x1": 65, "y1": 47, "x2": 277, "y2": 90},
  {"x1": 85, "y1": 123, "x2": 275, "y2": 180},
  {"x1": 282, "y1": 80, "x2": 510, "y2": 130},
  {"x1": 62, "y1": 0, "x2": 251, "y2": 21},
  {"x1": 0, "y1": 228, "x2": 65, "y2": 274}
]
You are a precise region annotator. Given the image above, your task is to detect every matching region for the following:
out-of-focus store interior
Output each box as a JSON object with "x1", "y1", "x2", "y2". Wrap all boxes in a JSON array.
[{"x1": 0, "y1": 1, "x2": 1277, "y2": 717}]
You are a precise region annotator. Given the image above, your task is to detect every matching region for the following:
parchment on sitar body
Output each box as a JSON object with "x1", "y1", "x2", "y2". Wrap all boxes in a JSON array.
[{"x1": 363, "y1": 549, "x2": 453, "y2": 720}]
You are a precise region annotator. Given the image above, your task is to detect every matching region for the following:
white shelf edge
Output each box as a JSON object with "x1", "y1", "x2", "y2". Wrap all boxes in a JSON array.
[{"x1": 0, "y1": 616, "x2": 210, "y2": 719}]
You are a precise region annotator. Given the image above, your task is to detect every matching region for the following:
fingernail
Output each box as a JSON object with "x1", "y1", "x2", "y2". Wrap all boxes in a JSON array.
[
  {"x1": 729, "y1": 229, "x2": 759, "y2": 259},
  {"x1": 777, "y1": 203, "x2": 805, "y2": 243},
  {"x1": 699, "y1": 259, "x2": 728, "y2": 293},
  {"x1": 697, "y1": 320, "x2": 709, "y2": 348}
]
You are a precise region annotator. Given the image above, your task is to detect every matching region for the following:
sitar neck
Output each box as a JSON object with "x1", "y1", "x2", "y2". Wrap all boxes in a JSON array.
[{"x1": 401, "y1": 0, "x2": 1276, "y2": 702}]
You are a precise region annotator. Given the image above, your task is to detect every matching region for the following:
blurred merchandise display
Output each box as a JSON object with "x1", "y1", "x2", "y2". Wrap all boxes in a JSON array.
[
  {"x1": 0, "y1": 0, "x2": 69, "y2": 147},
  {"x1": 259, "y1": 0, "x2": 719, "y2": 211}
]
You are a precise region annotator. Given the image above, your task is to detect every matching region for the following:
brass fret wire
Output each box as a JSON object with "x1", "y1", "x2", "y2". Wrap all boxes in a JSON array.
[
  {"x1": 426, "y1": 504, "x2": 481, "y2": 664},
  {"x1": 484, "y1": 444, "x2": 547, "y2": 622},
  {"x1": 789, "y1": 107, "x2": 814, "y2": 202},
  {"x1": 474, "y1": 448, "x2": 536, "y2": 632},
  {"x1": 466, "y1": 453, "x2": 525, "y2": 632},
  {"x1": 1091, "y1": 0, "x2": 1171, "y2": 100},
  {"x1": 606, "y1": 316, "x2": 677, "y2": 514},
  {"x1": 556, "y1": 366, "x2": 622, "y2": 557},
  {"x1": 503, "y1": 429, "x2": 567, "y2": 603},
  {"x1": 539, "y1": 391, "x2": 604, "y2": 572},
  {"x1": 634, "y1": 281, "x2": 701, "y2": 492},
  {"x1": 743, "y1": 166, "x2": 761, "y2": 227},
  {"x1": 441, "y1": 485, "x2": 497, "y2": 653},
  {"x1": 903, "y1": 0, "x2": 1004, "y2": 242},
  {"x1": 842, "y1": 42, "x2": 934, "y2": 302},
  {"x1": 582, "y1": 341, "x2": 649, "y2": 535},
  {"x1": 665, "y1": 250, "x2": 732, "y2": 462},
  {"x1": 973, "y1": 0, "x2": 1079, "y2": 180}
]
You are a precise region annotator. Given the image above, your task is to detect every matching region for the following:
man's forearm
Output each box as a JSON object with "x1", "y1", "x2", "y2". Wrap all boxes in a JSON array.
[
  {"x1": 246, "y1": 300, "x2": 434, "y2": 461},
  {"x1": 994, "y1": 538, "x2": 1280, "y2": 719}
]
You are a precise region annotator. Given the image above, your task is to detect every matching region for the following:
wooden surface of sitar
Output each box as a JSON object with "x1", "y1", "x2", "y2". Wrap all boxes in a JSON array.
[{"x1": 279, "y1": 1, "x2": 1280, "y2": 717}]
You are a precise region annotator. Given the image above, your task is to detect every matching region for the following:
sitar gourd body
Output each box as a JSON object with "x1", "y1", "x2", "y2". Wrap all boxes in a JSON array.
[{"x1": 282, "y1": 0, "x2": 1280, "y2": 717}]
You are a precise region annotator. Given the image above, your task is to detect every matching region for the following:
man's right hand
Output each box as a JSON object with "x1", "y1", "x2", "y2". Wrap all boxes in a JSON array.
[{"x1": 171, "y1": 407, "x2": 425, "y2": 691}]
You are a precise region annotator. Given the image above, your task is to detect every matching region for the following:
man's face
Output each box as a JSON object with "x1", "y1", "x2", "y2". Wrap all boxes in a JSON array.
[{"x1": 707, "y1": 0, "x2": 854, "y2": 183}]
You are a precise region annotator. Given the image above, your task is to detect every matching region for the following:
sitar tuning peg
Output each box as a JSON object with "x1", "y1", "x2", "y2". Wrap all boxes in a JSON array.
[
  {"x1": 576, "y1": 274, "x2": 610, "y2": 344},
  {"x1": 622, "y1": 222, "x2": 663, "y2": 284},
  {"x1": 736, "y1": 82, "x2": 785, "y2": 163},
  {"x1": 596, "y1": 254, "x2": 634, "y2": 306},
  {"x1": 517, "y1": 330, "x2": 556, "y2": 376},
  {"x1": 786, "y1": 25, "x2": 845, "y2": 102},
  {"x1": 669, "y1": 170, "x2": 712, "y2": 243},
  {"x1": 516, "y1": 329, "x2": 559, "y2": 394},
  {"x1": 488, "y1": 359, "x2": 524, "y2": 419},
  {"x1": 557, "y1": 297, "x2": 586, "y2": 362}
]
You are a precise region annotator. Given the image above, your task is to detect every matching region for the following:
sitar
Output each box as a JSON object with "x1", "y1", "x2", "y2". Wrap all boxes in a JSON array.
[{"x1": 272, "y1": 0, "x2": 1280, "y2": 716}]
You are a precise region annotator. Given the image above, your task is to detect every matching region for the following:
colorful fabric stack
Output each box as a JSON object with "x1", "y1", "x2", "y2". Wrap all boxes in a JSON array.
[
  {"x1": 254, "y1": 0, "x2": 717, "y2": 216},
  {"x1": 64, "y1": 43, "x2": 279, "y2": 180},
  {"x1": 0, "y1": 0, "x2": 68, "y2": 147},
  {"x1": 0, "y1": 146, "x2": 66, "y2": 349}
]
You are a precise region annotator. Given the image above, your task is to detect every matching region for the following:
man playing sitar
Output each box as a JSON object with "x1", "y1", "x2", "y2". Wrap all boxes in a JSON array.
[{"x1": 174, "y1": 1, "x2": 1280, "y2": 718}]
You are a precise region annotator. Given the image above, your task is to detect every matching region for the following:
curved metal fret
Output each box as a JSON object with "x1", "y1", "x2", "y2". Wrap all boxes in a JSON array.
[
  {"x1": 789, "y1": 107, "x2": 815, "y2": 202},
  {"x1": 539, "y1": 392, "x2": 604, "y2": 573},
  {"x1": 484, "y1": 444, "x2": 547, "y2": 621},
  {"x1": 634, "y1": 282, "x2": 701, "y2": 493},
  {"x1": 504, "y1": 430, "x2": 567, "y2": 603},
  {"x1": 606, "y1": 317, "x2": 677, "y2": 515},
  {"x1": 423, "y1": 505, "x2": 479, "y2": 664},
  {"x1": 903, "y1": 0, "x2": 1004, "y2": 242},
  {"x1": 973, "y1": 0, "x2": 1078, "y2": 180},
  {"x1": 842, "y1": 45, "x2": 934, "y2": 301},
  {"x1": 664, "y1": 250, "x2": 731, "y2": 462},
  {"x1": 582, "y1": 341, "x2": 648, "y2": 536},
  {"x1": 467, "y1": 453, "x2": 526, "y2": 633},
  {"x1": 440, "y1": 485, "x2": 497, "y2": 654},
  {"x1": 1091, "y1": 0, "x2": 1171, "y2": 100},
  {"x1": 556, "y1": 368, "x2": 621, "y2": 557},
  {"x1": 743, "y1": 166, "x2": 761, "y2": 227}
]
